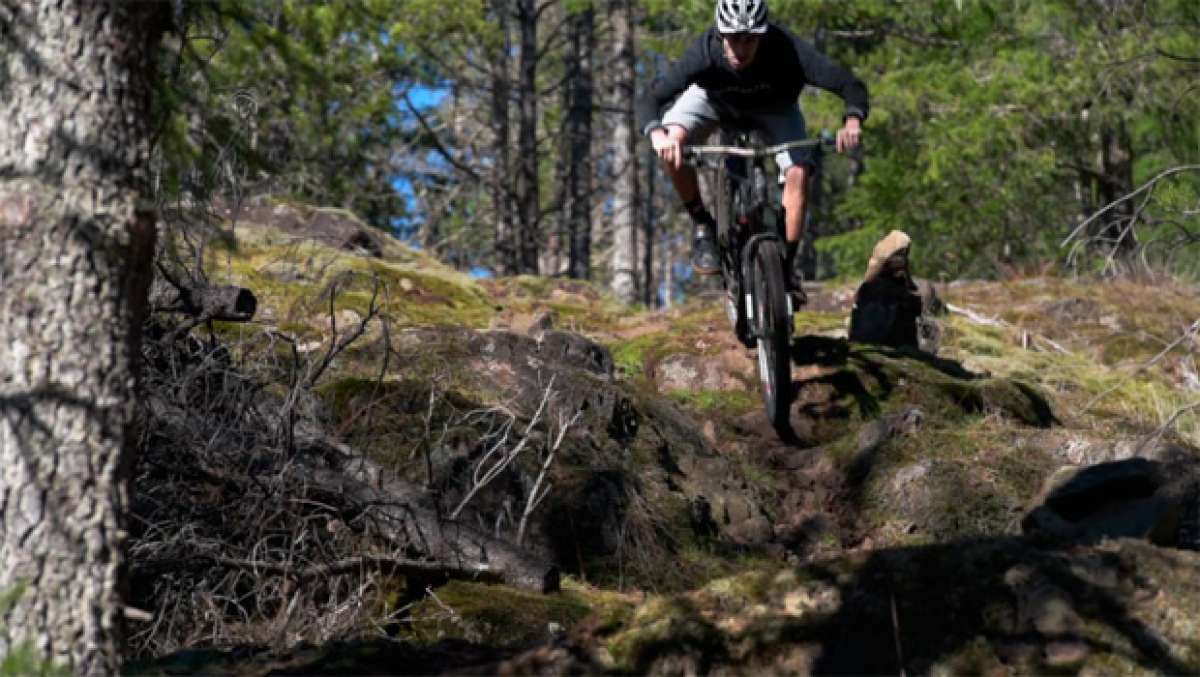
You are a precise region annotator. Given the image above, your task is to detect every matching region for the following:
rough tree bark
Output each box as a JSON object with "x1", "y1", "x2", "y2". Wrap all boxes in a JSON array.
[
  {"x1": 642, "y1": 147, "x2": 656, "y2": 306},
  {"x1": 566, "y1": 6, "x2": 595, "y2": 280},
  {"x1": 0, "y1": 2, "x2": 165, "y2": 672},
  {"x1": 491, "y1": 0, "x2": 517, "y2": 275},
  {"x1": 515, "y1": 0, "x2": 541, "y2": 274},
  {"x1": 608, "y1": 0, "x2": 639, "y2": 304},
  {"x1": 1097, "y1": 119, "x2": 1137, "y2": 259}
]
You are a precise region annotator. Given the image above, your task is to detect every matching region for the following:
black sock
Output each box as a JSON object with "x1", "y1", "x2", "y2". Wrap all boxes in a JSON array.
[
  {"x1": 785, "y1": 239, "x2": 799, "y2": 268},
  {"x1": 684, "y1": 198, "x2": 714, "y2": 232}
]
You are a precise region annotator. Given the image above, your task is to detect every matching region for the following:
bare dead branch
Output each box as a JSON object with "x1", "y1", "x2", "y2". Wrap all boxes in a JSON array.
[
  {"x1": 945, "y1": 303, "x2": 1072, "y2": 354},
  {"x1": 450, "y1": 375, "x2": 556, "y2": 520},
  {"x1": 303, "y1": 273, "x2": 382, "y2": 389},
  {"x1": 517, "y1": 407, "x2": 582, "y2": 546},
  {"x1": 1061, "y1": 165, "x2": 1200, "y2": 248},
  {"x1": 1136, "y1": 401, "x2": 1200, "y2": 456}
]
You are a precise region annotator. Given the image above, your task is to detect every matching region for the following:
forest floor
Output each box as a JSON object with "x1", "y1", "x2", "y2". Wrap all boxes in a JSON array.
[{"x1": 132, "y1": 200, "x2": 1200, "y2": 675}]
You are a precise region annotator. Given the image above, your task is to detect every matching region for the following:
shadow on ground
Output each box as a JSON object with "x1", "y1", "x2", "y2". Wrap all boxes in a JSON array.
[{"x1": 608, "y1": 535, "x2": 1200, "y2": 674}]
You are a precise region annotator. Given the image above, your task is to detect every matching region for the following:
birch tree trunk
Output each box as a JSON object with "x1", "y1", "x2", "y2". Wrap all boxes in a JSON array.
[
  {"x1": 0, "y1": 2, "x2": 164, "y2": 672},
  {"x1": 608, "y1": 0, "x2": 639, "y2": 304}
]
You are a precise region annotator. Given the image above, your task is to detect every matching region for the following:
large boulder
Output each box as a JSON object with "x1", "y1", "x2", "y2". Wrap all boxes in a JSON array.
[{"x1": 332, "y1": 325, "x2": 776, "y2": 588}]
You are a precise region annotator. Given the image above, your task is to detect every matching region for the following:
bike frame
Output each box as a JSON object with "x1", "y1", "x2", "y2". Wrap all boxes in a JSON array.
[
  {"x1": 685, "y1": 133, "x2": 831, "y2": 338},
  {"x1": 683, "y1": 132, "x2": 835, "y2": 433}
]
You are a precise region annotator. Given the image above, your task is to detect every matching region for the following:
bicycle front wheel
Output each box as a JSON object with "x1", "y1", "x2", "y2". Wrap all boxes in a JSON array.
[{"x1": 749, "y1": 240, "x2": 793, "y2": 431}]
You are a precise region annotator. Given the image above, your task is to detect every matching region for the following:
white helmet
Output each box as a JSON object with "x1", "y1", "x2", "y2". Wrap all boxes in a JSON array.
[{"x1": 715, "y1": 0, "x2": 768, "y2": 34}]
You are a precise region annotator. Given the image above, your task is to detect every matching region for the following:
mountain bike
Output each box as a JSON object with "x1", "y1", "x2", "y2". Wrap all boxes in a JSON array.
[{"x1": 684, "y1": 129, "x2": 835, "y2": 436}]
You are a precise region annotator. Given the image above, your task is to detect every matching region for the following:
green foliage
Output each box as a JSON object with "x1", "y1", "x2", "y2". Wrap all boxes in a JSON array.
[
  {"x1": 155, "y1": 1, "x2": 423, "y2": 230},
  {"x1": 781, "y1": 0, "x2": 1200, "y2": 279}
]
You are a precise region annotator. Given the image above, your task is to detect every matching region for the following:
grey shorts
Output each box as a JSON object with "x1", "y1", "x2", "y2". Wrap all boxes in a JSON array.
[{"x1": 662, "y1": 84, "x2": 815, "y2": 172}]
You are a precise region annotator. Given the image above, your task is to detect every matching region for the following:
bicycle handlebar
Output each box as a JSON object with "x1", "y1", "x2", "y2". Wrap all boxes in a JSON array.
[{"x1": 683, "y1": 134, "x2": 838, "y2": 161}]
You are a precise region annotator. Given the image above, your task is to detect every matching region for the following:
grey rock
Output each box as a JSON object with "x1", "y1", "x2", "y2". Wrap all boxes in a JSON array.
[
  {"x1": 1023, "y1": 458, "x2": 1200, "y2": 547},
  {"x1": 856, "y1": 407, "x2": 925, "y2": 455}
]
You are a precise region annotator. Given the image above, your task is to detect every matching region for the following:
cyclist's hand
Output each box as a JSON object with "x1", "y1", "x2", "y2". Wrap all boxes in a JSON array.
[
  {"x1": 651, "y1": 127, "x2": 685, "y2": 171},
  {"x1": 836, "y1": 116, "x2": 862, "y2": 153}
]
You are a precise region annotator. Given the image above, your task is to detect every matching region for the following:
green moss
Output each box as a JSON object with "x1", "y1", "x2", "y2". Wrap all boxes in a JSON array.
[
  {"x1": 1100, "y1": 331, "x2": 1162, "y2": 365},
  {"x1": 794, "y1": 310, "x2": 848, "y2": 335},
  {"x1": 199, "y1": 222, "x2": 500, "y2": 334},
  {"x1": 606, "y1": 312, "x2": 731, "y2": 379},
  {"x1": 941, "y1": 280, "x2": 1200, "y2": 446},
  {"x1": 611, "y1": 334, "x2": 661, "y2": 377},
  {"x1": 314, "y1": 377, "x2": 484, "y2": 469},
  {"x1": 933, "y1": 636, "x2": 1005, "y2": 675},
  {"x1": 401, "y1": 581, "x2": 592, "y2": 647},
  {"x1": 561, "y1": 578, "x2": 637, "y2": 636},
  {"x1": 607, "y1": 596, "x2": 725, "y2": 672},
  {"x1": 667, "y1": 388, "x2": 758, "y2": 416},
  {"x1": 667, "y1": 547, "x2": 785, "y2": 596}
]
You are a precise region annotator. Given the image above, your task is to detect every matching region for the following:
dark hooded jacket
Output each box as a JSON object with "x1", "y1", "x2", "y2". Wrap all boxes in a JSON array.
[{"x1": 636, "y1": 23, "x2": 869, "y2": 136}]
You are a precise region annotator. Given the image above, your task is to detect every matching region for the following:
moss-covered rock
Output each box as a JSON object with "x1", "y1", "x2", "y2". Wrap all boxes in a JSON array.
[
  {"x1": 400, "y1": 581, "x2": 592, "y2": 647},
  {"x1": 605, "y1": 538, "x2": 1200, "y2": 674}
]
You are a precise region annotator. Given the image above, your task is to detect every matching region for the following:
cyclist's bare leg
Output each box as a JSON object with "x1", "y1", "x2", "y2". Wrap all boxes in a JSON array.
[
  {"x1": 781, "y1": 164, "x2": 810, "y2": 303},
  {"x1": 782, "y1": 164, "x2": 809, "y2": 244}
]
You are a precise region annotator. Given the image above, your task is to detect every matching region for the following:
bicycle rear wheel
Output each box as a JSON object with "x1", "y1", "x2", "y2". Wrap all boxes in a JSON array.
[{"x1": 749, "y1": 239, "x2": 792, "y2": 431}]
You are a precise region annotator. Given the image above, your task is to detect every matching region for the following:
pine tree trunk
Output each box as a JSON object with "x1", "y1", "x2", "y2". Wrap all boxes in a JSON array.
[
  {"x1": 491, "y1": 0, "x2": 517, "y2": 275},
  {"x1": 516, "y1": 0, "x2": 540, "y2": 274},
  {"x1": 642, "y1": 148, "x2": 656, "y2": 306},
  {"x1": 0, "y1": 2, "x2": 164, "y2": 672},
  {"x1": 608, "y1": 0, "x2": 639, "y2": 304},
  {"x1": 800, "y1": 157, "x2": 823, "y2": 281},
  {"x1": 1098, "y1": 119, "x2": 1137, "y2": 260},
  {"x1": 567, "y1": 7, "x2": 595, "y2": 280}
]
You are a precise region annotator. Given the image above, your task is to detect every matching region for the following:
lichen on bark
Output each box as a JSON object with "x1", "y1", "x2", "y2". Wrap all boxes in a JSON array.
[{"x1": 0, "y1": 1, "x2": 165, "y2": 672}]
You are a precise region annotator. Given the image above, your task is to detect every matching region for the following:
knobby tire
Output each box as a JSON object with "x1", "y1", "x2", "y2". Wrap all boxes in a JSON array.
[{"x1": 750, "y1": 240, "x2": 792, "y2": 431}]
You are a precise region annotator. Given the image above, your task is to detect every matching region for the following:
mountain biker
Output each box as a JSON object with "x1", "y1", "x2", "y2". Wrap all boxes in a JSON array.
[{"x1": 637, "y1": 0, "x2": 869, "y2": 303}]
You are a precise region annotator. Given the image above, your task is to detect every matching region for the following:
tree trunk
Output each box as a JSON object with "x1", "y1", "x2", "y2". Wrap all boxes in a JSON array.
[
  {"x1": 800, "y1": 155, "x2": 824, "y2": 281},
  {"x1": 608, "y1": 0, "x2": 639, "y2": 304},
  {"x1": 515, "y1": 0, "x2": 540, "y2": 274},
  {"x1": 567, "y1": 7, "x2": 595, "y2": 280},
  {"x1": 1098, "y1": 119, "x2": 1137, "y2": 259},
  {"x1": 642, "y1": 148, "x2": 656, "y2": 306},
  {"x1": 0, "y1": 2, "x2": 164, "y2": 672},
  {"x1": 663, "y1": 227, "x2": 675, "y2": 309},
  {"x1": 491, "y1": 0, "x2": 517, "y2": 275}
]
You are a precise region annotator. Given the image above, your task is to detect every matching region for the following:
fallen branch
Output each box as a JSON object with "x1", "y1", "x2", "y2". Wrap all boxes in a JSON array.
[
  {"x1": 308, "y1": 466, "x2": 560, "y2": 593},
  {"x1": 180, "y1": 554, "x2": 502, "y2": 584},
  {"x1": 155, "y1": 261, "x2": 257, "y2": 322},
  {"x1": 945, "y1": 303, "x2": 1071, "y2": 354},
  {"x1": 1135, "y1": 400, "x2": 1200, "y2": 456}
]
